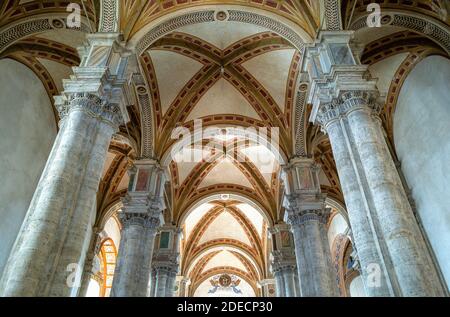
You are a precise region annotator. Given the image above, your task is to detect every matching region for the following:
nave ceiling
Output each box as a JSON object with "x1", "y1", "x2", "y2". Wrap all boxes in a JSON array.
[{"x1": 0, "y1": 0, "x2": 449, "y2": 296}]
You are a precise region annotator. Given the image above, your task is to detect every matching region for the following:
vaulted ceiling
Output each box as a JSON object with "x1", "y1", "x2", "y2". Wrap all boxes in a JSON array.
[
  {"x1": 119, "y1": 0, "x2": 321, "y2": 41},
  {"x1": 145, "y1": 21, "x2": 303, "y2": 225},
  {"x1": 1, "y1": 0, "x2": 449, "y2": 296},
  {"x1": 180, "y1": 200, "x2": 268, "y2": 296}
]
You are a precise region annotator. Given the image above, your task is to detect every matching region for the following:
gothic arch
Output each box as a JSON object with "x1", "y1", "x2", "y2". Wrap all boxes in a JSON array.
[{"x1": 177, "y1": 191, "x2": 274, "y2": 227}]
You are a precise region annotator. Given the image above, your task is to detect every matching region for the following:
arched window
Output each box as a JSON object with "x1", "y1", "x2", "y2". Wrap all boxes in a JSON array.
[{"x1": 99, "y1": 238, "x2": 117, "y2": 297}]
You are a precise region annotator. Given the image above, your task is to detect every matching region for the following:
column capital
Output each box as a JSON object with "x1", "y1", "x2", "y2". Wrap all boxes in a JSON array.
[
  {"x1": 270, "y1": 250, "x2": 296, "y2": 273},
  {"x1": 287, "y1": 208, "x2": 332, "y2": 226},
  {"x1": 314, "y1": 90, "x2": 382, "y2": 129},
  {"x1": 55, "y1": 92, "x2": 123, "y2": 129},
  {"x1": 118, "y1": 212, "x2": 161, "y2": 230},
  {"x1": 153, "y1": 260, "x2": 179, "y2": 275}
]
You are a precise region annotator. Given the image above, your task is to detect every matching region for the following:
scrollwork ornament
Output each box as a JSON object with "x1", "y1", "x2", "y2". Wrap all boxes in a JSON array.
[
  {"x1": 57, "y1": 93, "x2": 123, "y2": 128},
  {"x1": 316, "y1": 90, "x2": 380, "y2": 128},
  {"x1": 287, "y1": 209, "x2": 331, "y2": 226}
]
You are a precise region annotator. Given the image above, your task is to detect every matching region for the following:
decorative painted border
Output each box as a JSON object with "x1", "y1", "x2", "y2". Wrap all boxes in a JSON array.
[
  {"x1": 0, "y1": 17, "x2": 90, "y2": 54},
  {"x1": 99, "y1": 0, "x2": 119, "y2": 33},
  {"x1": 135, "y1": 10, "x2": 305, "y2": 55},
  {"x1": 350, "y1": 12, "x2": 450, "y2": 54}
]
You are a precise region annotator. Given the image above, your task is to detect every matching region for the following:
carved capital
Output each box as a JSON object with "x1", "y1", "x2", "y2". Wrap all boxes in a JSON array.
[
  {"x1": 271, "y1": 250, "x2": 296, "y2": 273},
  {"x1": 56, "y1": 92, "x2": 123, "y2": 128},
  {"x1": 287, "y1": 208, "x2": 332, "y2": 226},
  {"x1": 119, "y1": 212, "x2": 161, "y2": 230},
  {"x1": 153, "y1": 260, "x2": 179, "y2": 274},
  {"x1": 315, "y1": 90, "x2": 381, "y2": 128}
]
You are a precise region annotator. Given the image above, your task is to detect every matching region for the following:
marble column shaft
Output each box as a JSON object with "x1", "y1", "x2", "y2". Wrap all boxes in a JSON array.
[
  {"x1": 294, "y1": 273, "x2": 301, "y2": 297},
  {"x1": 0, "y1": 95, "x2": 120, "y2": 296},
  {"x1": 165, "y1": 271, "x2": 176, "y2": 297},
  {"x1": 323, "y1": 109, "x2": 392, "y2": 296},
  {"x1": 149, "y1": 270, "x2": 157, "y2": 297},
  {"x1": 78, "y1": 230, "x2": 102, "y2": 297},
  {"x1": 289, "y1": 208, "x2": 338, "y2": 297},
  {"x1": 273, "y1": 270, "x2": 285, "y2": 297},
  {"x1": 111, "y1": 213, "x2": 159, "y2": 297},
  {"x1": 319, "y1": 92, "x2": 445, "y2": 296},
  {"x1": 282, "y1": 266, "x2": 297, "y2": 297},
  {"x1": 155, "y1": 268, "x2": 168, "y2": 297}
]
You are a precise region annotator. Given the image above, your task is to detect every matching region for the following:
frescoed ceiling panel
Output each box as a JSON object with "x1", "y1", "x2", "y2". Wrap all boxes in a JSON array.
[
  {"x1": 198, "y1": 157, "x2": 254, "y2": 189},
  {"x1": 147, "y1": 49, "x2": 204, "y2": 115},
  {"x1": 197, "y1": 210, "x2": 252, "y2": 246},
  {"x1": 241, "y1": 48, "x2": 297, "y2": 113},
  {"x1": 202, "y1": 250, "x2": 248, "y2": 273},
  {"x1": 119, "y1": 0, "x2": 320, "y2": 41},
  {"x1": 177, "y1": 21, "x2": 269, "y2": 50},
  {"x1": 186, "y1": 78, "x2": 261, "y2": 121}
]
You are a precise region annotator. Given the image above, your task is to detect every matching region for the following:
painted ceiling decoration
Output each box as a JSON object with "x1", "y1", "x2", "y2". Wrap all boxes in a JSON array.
[
  {"x1": 1, "y1": 0, "x2": 449, "y2": 297},
  {"x1": 120, "y1": 0, "x2": 320, "y2": 41}
]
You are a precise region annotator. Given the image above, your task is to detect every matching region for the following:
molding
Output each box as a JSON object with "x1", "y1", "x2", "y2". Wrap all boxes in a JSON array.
[
  {"x1": 350, "y1": 11, "x2": 450, "y2": 54},
  {"x1": 135, "y1": 10, "x2": 305, "y2": 55},
  {"x1": 99, "y1": 0, "x2": 119, "y2": 33},
  {"x1": 324, "y1": 0, "x2": 343, "y2": 31},
  {"x1": 0, "y1": 16, "x2": 90, "y2": 54}
]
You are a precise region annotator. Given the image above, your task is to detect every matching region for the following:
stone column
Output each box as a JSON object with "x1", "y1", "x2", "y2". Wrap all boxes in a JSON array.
[
  {"x1": 288, "y1": 208, "x2": 337, "y2": 297},
  {"x1": 154, "y1": 267, "x2": 168, "y2": 297},
  {"x1": 294, "y1": 272, "x2": 301, "y2": 297},
  {"x1": 282, "y1": 266, "x2": 298, "y2": 297},
  {"x1": 304, "y1": 31, "x2": 445, "y2": 296},
  {"x1": 0, "y1": 95, "x2": 123, "y2": 296},
  {"x1": 269, "y1": 223, "x2": 298, "y2": 297},
  {"x1": 149, "y1": 269, "x2": 157, "y2": 297},
  {"x1": 273, "y1": 269, "x2": 285, "y2": 297},
  {"x1": 111, "y1": 213, "x2": 160, "y2": 297},
  {"x1": 165, "y1": 271, "x2": 177, "y2": 297},
  {"x1": 111, "y1": 160, "x2": 166, "y2": 297},
  {"x1": 0, "y1": 33, "x2": 131, "y2": 297},
  {"x1": 283, "y1": 157, "x2": 338, "y2": 297},
  {"x1": 150, "y1": 224, "x2": 180, "y2": 297},
  {"x1": 152, "y1": 260, "x2": 178, "y2": 297}
]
